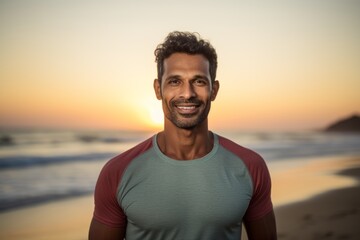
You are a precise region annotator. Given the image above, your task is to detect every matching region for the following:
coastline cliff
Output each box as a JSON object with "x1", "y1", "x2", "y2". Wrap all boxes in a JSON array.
[{"x1": 324, "y1": 114, "x2": 360, "y2": 132}]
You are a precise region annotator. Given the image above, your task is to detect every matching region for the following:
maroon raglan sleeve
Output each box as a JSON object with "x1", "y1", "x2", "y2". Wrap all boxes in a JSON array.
[
  {"x1": 93, "y1": 137, "x2": 153, "y2": 228},
  {"x1": 93, "y1": 155, "x2": 127, "y2": 228},
  {"x1": 242, "y1": 152, "x2": 273, "y2": 221}
]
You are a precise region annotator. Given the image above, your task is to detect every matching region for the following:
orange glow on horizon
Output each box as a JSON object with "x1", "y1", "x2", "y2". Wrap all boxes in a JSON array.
[{"x1": 0, "y1": 1, "x2": 359, "y2": 131}]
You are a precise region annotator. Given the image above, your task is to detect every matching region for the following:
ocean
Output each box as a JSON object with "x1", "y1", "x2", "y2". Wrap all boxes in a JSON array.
[{"x1": 0, "y1": 129, "x2": 359, "y2": 212}]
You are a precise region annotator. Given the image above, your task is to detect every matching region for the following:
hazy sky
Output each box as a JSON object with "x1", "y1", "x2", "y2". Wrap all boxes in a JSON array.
[{"x1": 1, "y1": 0, "x2": 359, "y2": 131}]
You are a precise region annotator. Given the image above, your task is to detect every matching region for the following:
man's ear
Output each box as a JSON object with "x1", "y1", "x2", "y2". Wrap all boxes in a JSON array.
[
  {"x1": 211, "y1": 80, "x2": 220, "y2": 101},
  {"x1": 153, "y1": 79, "x2": 162, "y2": 100}
]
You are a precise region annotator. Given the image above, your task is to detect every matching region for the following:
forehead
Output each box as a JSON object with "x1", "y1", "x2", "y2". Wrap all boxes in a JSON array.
[{"x1": 163, "y1": 53, "x2": 210, "y2": 77}]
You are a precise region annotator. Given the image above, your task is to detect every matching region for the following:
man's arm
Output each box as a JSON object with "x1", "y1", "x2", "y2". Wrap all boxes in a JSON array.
[
  {"x1": 88, "y1": 218, "x2": 126, "y2": 240},
  {"x1": 243, "y1": 210, "x2": 277, "y2": 240}
]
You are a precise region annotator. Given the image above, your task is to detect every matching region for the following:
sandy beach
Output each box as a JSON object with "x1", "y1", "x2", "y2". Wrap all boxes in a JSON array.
[
  {"x1": 275, "y1": 161, "x2": 360, "y2": 240},
  {"x1": 0, "y1": 196, "x2": 93, "y2": 240},
  {"x1": 1, "y1": 156, "x2": 359, "y2": 240}
]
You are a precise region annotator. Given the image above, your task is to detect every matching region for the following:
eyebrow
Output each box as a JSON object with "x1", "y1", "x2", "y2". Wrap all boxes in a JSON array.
[
  {"x1": 165, "y1": 75, "x2": 181, "y2": 81},
  {"x1": 192, "y1": 75, "x2": 210, "y2": 81},
  {"x1": 165, "y1": 74, "x2": 210, "y2": 82}
]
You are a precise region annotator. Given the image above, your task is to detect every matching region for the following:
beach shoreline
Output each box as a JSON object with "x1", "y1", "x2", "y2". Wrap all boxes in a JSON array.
[
  {"x1": 275, "y1": 163, "x2": 360, "y2": 239},
  {"x1": 1, "y1": 156, "x2": 359, "y2": 240},
  {"x1": 275, "y1": 185, "x2": 360, "y2": 240},
  {"x1": 0, "y1": 195, "x2": 94, "y2": 240},
  {"x1": 270, "y1": 155, "x2": 360, "y2": 207}
]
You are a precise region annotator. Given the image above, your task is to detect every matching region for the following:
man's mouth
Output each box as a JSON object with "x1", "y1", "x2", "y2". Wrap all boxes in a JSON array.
[
  {"x1": 173, "y1": 100, "x2": 201, "y2": 115},
  {"x1": 177, "y1": 105, "x2": 197, "y2": 110},
  {"x1": 176, "y1": 104, "x2": 199, "y2": 114}
]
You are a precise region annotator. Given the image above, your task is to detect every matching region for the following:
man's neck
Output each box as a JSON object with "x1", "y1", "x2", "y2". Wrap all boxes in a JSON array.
[{"x1": 157, "y1": 121, "x2": 213, "y2": 160}]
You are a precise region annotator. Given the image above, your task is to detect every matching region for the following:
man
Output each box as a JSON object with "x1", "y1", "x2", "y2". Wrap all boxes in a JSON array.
[{"x1": 89, "y1": 31, "x2": 277, "y2": 240}]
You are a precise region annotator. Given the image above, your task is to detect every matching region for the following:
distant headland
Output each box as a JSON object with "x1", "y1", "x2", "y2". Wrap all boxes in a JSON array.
[{"x1": 324, "y1": 114, "x2": 360, "y2": 132}]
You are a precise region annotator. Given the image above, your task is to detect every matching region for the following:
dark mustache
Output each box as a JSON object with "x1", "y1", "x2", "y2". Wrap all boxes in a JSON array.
[{"x1": 171, "y1": 98, "x2": 202, "y2": 106}]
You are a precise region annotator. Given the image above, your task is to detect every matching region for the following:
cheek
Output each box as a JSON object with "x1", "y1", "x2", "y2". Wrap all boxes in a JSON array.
[
  {"x1": 199, "y1": 89, "x2": 213, "y2": 101},
  {"x1": 160, "y1": 92, "x2": 173, "y2": 110},
  {"x1": 161, "y1": 88, "x2": 177, "y2": 101}
]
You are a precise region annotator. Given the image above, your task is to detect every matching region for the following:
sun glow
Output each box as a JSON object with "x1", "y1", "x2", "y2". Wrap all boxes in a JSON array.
[
  {"x1": 149, "y1": 105, "x2": 164, "y2": 128},
  {"x1": 0, "y1": 2, "x2": 359, "y2": 131}
]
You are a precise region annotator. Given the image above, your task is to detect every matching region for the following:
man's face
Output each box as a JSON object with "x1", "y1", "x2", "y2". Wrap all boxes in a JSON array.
[{"x1": 154, "y1": 53, "x2": 219, "y2": 129}]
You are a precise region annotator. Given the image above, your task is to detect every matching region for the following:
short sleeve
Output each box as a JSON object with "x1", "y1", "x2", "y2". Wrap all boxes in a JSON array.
[
  {"x1": 243, "y1": 155, "x2": 273, "y2": 222},
  {"x1": 92, "y1": 137, "x2": 153, "y2": 228},
  {"x1": 93, "y1": 158, "x2": 127, "y2": 228}
]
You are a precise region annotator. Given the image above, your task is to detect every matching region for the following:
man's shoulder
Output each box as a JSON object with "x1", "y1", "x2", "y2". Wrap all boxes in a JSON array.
[
  {"x1": 101, "y1": 136, "x2": 154, "y2": 174},
  {"x1": 217, "y1": 135, "x2": 262, "y2": 159},
  {"x1": 217, "y1": 134, "x2": 266, "y2": 169}
]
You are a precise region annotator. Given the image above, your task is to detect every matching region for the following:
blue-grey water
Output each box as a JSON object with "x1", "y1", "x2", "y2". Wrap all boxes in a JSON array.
[{"x1": 0, "y1": 129, "x2": 359, "y2": 211}]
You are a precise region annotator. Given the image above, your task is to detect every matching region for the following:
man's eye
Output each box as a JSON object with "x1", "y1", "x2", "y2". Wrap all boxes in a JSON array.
[
  {"x1": 169, "y1": 79, "x2": 180, "y2": 85},
  {"x1": 194, "y1": 79, "x2": 207, "y2": 86}
]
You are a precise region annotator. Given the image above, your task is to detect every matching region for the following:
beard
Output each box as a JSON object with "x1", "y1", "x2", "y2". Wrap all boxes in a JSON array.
[{"x1": 164, "y1": 98, "x2": 211, "y2": 129}]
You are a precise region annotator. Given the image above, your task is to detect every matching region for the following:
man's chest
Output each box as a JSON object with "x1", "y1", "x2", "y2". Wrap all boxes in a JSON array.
[{"x1": 118, "y1": 163, "x2": 253, "y2": 230}]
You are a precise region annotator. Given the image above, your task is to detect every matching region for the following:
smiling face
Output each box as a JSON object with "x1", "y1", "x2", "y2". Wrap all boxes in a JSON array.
[{"x1": 154, "y1": 53, "x2": 219, "y2": 129}]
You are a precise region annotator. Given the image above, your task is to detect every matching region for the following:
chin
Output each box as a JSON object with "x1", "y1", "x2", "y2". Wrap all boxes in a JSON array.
[{"x1": 172, "y1": 116, "x2": 208, "y2": 129}]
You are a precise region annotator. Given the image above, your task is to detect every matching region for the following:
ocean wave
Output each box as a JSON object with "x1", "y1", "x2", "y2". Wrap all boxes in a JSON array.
[
  {"x1": 0, "y1": 130, "x2": 150, "y2": 148},
  {"x1": 0, "y1": 152, "x2": 117, "y2": 169},
  {"x1": 0, "y1": 190, "x2": 92, "y2": 212}
]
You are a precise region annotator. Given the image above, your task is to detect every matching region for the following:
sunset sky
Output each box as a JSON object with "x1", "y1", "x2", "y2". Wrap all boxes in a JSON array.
[{"x1": 1, "y1": 0, "x2": 359, "y2": 131}]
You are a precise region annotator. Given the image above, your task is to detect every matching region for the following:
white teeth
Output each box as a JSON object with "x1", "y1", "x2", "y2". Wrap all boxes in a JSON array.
[{"x1": 178, "y1": 106, "x2": 195, "y2": 110}]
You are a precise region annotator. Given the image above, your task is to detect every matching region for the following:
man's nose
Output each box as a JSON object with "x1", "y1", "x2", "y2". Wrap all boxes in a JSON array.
[{"x1": 180, "y1": 82, "x2": 196, "y2": 99}]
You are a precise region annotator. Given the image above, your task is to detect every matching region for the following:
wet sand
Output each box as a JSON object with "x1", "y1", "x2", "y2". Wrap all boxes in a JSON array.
[
  {"x1": 275, "y1": 166, "x2": 360, "y2": 240},
  {"x1": 0, "y1": 196, "x2": 93, "y2": 240}
]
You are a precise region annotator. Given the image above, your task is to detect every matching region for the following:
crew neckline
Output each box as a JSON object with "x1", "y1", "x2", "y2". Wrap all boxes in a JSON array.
[{"x1": 153, "y1": 133, "x2": 219, "y2": 165}]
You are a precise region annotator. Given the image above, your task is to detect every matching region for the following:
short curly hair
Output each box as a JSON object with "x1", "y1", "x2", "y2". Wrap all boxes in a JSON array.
[{"x1": 154, "y1": 31, "x2": 218, "y2": 83}]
